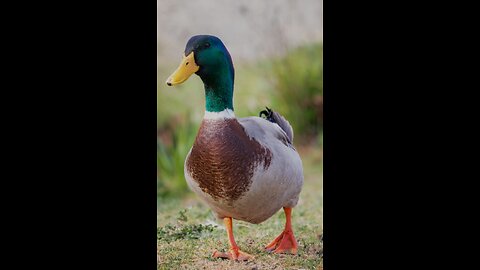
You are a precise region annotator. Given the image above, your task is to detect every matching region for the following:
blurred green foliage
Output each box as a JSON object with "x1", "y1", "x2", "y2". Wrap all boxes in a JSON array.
[
  {"x1": 157, "y1": 114, "x2": 198, "y2": 197},
  {"x1": 157, "y1": 43, "x2": 323, "y2": 198},
  {"x1": 266, "y1": 43, "x2": 323, "y2": 143}
]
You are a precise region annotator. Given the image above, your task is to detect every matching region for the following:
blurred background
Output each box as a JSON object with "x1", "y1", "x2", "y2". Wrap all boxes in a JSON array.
[
  {"x1": 157, "y1": 1, "x2": 323, "y2": 267},
  {"x1": 158, "y1": 0, "x2": 323, "y2": 199}
]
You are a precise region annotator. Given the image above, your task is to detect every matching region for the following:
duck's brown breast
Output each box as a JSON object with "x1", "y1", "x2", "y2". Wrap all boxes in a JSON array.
[{"x1": 186, "y1": 119, "x2": 272, "y2": 202}]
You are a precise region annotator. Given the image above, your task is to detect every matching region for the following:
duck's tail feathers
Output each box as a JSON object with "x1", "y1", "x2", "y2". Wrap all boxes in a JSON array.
[{"x1": 259, "y1": 107, "x2": 294, "y2": 143}]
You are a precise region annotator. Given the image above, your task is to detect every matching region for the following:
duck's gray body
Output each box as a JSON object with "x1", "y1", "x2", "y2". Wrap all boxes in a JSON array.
[{"x1": 184, "y1": 110, "x2": 303, "y2": 224}]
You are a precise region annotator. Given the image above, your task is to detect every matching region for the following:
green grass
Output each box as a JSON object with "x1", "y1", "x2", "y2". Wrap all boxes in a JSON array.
[{"x1": 157, "y1": 147, "x2": 323, "y2": 270}]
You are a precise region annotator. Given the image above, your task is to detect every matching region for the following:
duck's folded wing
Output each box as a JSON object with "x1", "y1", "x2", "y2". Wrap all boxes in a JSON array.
[{"x1": 238, "y1": 115, "x2": 294, "y2": 149}]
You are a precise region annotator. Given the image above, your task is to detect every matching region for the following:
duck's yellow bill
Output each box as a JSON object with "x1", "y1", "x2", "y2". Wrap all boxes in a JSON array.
[{"x1": 166, "y1": 52, "x2": 199, "y2": 86}]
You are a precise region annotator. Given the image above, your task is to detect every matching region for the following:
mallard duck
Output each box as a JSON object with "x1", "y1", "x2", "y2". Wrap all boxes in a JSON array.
[{"x1": 166, "y1": 35, "x2": 304, "y2": 261}]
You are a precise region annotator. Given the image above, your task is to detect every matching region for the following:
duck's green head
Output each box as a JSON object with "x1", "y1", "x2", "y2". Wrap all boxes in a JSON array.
[{"x1": 166, "y1": 35, "x2": 235, "y2": 112}]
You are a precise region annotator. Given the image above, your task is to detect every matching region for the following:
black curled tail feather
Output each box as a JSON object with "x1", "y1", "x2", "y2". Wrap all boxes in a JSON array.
[
  {"x1": 259, "y1": 107, "x2": 275, "y2": 122},
  {"x1": 259, "y1": 107, "x2": 294, "y2": 143}
]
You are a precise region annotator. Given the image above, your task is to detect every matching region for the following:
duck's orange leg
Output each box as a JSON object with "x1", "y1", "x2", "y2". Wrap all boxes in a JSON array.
[
  {"x1": 212, "y1": 217, "x2": 254, "y2": 261},
  {"x1": 265, "y1": 207, "x2": 298, "y2": 254}
]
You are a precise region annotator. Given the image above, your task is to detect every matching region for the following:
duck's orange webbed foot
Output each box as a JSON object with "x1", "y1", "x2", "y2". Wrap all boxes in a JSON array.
[
  {"x1": 265, "y1": 229, "x2": 298, "y2": 254},
  {"x1": 212, "y1": 217, "x2": 255, "y2": 261},
  {"x1": 265, "y1": 207, "x2": 298, "y2": 254}
]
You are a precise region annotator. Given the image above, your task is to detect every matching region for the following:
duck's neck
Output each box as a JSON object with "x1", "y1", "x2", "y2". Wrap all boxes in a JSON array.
[
  {"x1": 205, "y1": 83, "x2": 233, "y2": 113},
  {"x1": 201, "y1": 61, "x2": 235, "y2": 114},
  {"x1": 203, "y1": 81, "x2": 236, "y2": 119}
]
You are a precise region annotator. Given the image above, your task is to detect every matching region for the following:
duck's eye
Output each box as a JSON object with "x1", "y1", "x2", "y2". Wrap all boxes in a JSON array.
[{"x1": 205, "y1": 43, "x2": 210, "y2": 48}]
